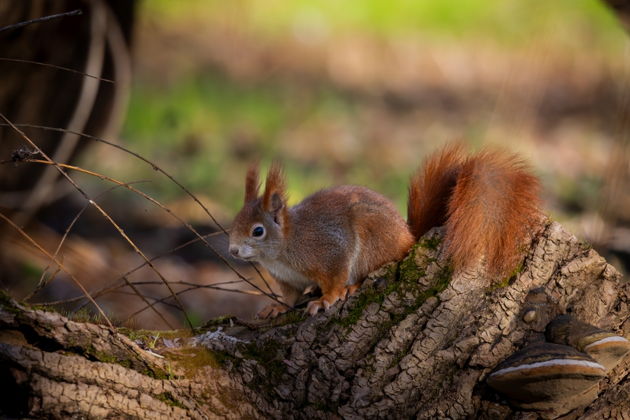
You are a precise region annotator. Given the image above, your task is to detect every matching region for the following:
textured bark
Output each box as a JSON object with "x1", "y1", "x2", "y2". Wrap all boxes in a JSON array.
[{"x1": 1, "y1": 221, "x2": 629, "y2": 419}]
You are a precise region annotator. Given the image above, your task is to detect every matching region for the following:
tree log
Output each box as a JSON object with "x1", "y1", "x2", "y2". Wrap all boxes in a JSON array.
[{"x1": 1, "y1": 221, "x2": 629, "y2": 419}]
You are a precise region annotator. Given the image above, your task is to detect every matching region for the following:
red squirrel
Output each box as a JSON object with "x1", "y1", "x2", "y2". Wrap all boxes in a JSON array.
[{"x1": 229, "y1": 145, "x2": 542, "y2": 318}]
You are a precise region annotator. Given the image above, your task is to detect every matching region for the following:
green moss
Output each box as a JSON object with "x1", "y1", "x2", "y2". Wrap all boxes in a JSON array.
[
  {"x1": 272, "y1": 309, "x2": 307, "y2": 326},
  {"x1": 87, "y1": 346, "x2": 135, "y2": 369},
  {"x1": 398, "y1": 254, "x2": 426, "y2": 284},
  {"x1": 119, "y1": 327, "x2": 191, "y2": 344},
  {"x1": 91, "y1": 350, "x2": 118, "y2": 364},
  {"x1": 170, "y1": 347, "x2": 235, "y2": 376},
  {"x1": 241, "y1": 340, "x2": 285, "y2": 382},
  {"x1": 29, "y1": 304, "x2": 58, "y2": 313},
  {"x1": 337, "y1": 286, "x2": 386, "y2": 327},
  {"x1": 432, "y1": 263, "x2": 454, "y2": 293},
  {"x1": 201, "y1": 315, "x2": 236, "y2": 328},
  {"x1": 335, "y1": 250, "x2": 452, "y2": 329},
  {"x1": 578, "y1": 241, "x2": 593, "y2": 252},
  {"x1": 487, "y1": 261, "x2": 523, "y2": 294},
  {"x1": 155, "y1": 392, "x2": 186, "y2": 409},
  {"x1": 419, "y1": 235, "x2": 442, "y2": 251},
  {"x1": 388, "y1": 349, "x2": 407, "y2": 369},
  {"x1": 86, "y1": 345, "x2": 176, "y2": 379},
  {"x1": 145, "y1": 368, "x2": 168, "y2": 380},
  {"x1": 0, "y1": 290, "x2": 20, "y2": 314},
  {"x1": 490, "y1": 277, "x2": 511, "y2": 292},
  {"x1": 63, "y1": 308, "x2": 109, "y2": 325}
]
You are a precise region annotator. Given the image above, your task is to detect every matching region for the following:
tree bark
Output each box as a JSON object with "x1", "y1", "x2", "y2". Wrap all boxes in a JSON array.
[{"x1": 1, "y1": 221, "x2": 629, "y2": 419}]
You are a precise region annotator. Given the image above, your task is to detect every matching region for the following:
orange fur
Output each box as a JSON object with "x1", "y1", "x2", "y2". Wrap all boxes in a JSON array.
[
  {"x1": 446, "y1": 150, "x2": 541, "y2": 276},
  {"x1": 306, "y1": 268, "x2": 350, "y2": 315},
  {"x1": 408, "y1": 144, "x2": 464, "y2": 239},
  {"x1": 408, "y1": 146, "x2": 542, "y2": 277},
  {"x1": 261, "y1": 162, "x2": 290, "y2": 236},
  {"x1": 262, "y1": 162, "x2": 287, "y2": 211},
  {"x1": 244, "y1": 163, "x2": 260, "y2": 203}
]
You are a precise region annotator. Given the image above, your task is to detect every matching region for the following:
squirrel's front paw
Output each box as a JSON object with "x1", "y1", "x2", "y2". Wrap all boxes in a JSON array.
[
  {"x1": 306, "y1": 298, "x2": 329, "y2": 316},
  {"x1": 256, "y1": 303, "x2": 289, "y2": 319},
  {"x1": 306, "y1": 291, "x2": 347, "y2": 316}
]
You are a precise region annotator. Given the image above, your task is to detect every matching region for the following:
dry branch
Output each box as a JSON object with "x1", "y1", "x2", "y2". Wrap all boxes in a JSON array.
[
  {"x1": 0, "y1": 114, "x2": 192, "y2": 329},
  {"x1": 1, "y1": 122, "x2": 277, "y2": 300},
  {"x1": 0, "y1": 8, "x2": 82, "y2": 33},
  {"x1": 16, "y1": 157, "x2": 281, "y2": 307}
]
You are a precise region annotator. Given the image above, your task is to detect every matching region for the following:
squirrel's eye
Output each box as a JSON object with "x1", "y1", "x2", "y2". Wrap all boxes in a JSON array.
[{"x1": 252, "y1": 226, "x2": 265, "y2": 237}]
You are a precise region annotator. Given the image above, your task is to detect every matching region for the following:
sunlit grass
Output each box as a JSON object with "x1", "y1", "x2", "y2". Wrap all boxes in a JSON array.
[
  {"x1": 117, "y1": 75, "x2": 363, "y2": 211},
  {"x1": 144, "y1": 0, "x2": 625, "y2": 52},
  {"x1": 95, "y1": 0, "x2": 628, "y2": 218}
]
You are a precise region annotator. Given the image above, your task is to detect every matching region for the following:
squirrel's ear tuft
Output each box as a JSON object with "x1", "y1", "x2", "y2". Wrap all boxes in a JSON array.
[
  {"x1": 244, "y1": 163, "x2": 260, "y2": 203},
  {"x1": 262, "y1": 162, "x2": 287, "y2": 213}
]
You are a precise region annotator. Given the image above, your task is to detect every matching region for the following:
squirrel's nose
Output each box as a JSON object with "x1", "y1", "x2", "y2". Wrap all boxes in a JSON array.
[{"x1": 229, "y1": 246, "x2": 239, "y2": 257}]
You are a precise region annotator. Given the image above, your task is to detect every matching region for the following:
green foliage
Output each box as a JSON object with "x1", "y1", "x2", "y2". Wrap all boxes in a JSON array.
[
  {"x1": 145, "y1": 0, "x2": 624, "y2": 49},
  {"x1": 18, "y1": 261, "x2": 41, "y2": 287},
  {"x1": 155, "y1": 392, "x2": 186, "y2": 409},
  {"x1": 83, "y1": 0, "x2": 626, "y2": 220}
]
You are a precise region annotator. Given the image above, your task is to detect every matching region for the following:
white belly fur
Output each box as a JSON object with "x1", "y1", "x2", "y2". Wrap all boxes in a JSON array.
[{"x1": 260, "y1": 259, "x2": 316, "y2": 291}]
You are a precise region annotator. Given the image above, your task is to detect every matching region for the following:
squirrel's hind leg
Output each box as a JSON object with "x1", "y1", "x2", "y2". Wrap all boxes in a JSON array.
[
  {"x1": 343, "y1": 282, "x2": 361, "y2": 297},
  {"x1": 306, "y1": 269, "x2": 350, "y2": 315}
]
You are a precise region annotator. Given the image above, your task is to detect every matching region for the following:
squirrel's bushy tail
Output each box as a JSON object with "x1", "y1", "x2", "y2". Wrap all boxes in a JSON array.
[{"x1": 408, "y1": 145, "x2": 542, "y2": 277}]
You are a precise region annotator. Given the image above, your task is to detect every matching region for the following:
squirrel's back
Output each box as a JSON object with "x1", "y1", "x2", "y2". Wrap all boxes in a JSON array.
[{"x1": 288, "y1": 185, "x2": 414, "y2": 283}]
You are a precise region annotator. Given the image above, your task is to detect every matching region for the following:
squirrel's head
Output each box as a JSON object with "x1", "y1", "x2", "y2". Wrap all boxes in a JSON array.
[{"x1": 229, "y1": 162, "x2": 288, "y2": 262}]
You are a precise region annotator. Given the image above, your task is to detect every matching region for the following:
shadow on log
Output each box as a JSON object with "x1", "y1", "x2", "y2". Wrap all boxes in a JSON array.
[{"x1": 1, "y1": 221, "x2": 629, "y2": 419}]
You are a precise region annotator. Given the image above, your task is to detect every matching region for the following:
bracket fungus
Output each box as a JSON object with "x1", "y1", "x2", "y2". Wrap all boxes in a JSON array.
[
  {"x1": 545, "y1": 314, "x2": 630, "y2": 371},
  {"x1": 487, "y1": 342, "x2": 606, "y2": 414},
  {"x1": 488, "y1": 314, "x2": 630, "y2": 416}
]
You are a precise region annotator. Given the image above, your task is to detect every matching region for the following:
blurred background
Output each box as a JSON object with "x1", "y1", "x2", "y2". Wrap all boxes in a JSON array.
[{"x1": 1, "y1": 0, "x2": 629, "y2": 329}]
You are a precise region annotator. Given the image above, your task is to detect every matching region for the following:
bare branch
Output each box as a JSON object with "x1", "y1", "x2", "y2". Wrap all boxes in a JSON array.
[
  {"x1": 0, "y1": 58, "x2": 114, "y2": 83},
  {"x1": 0, "y1": 212, "x2": 113, "y2": 329},
  {"x1": 0, "y1": 114, "x2": 193, "y2": 329},
  {"x1": 0, "y1": 123, "x2": 276, "y2": 298},
  {"x1": 0, "y1": 9, "x2": 82, "y2": 33},
  {"x1": 24, "y1": 180, "x2": 150, "y2": 302},
  {"x1": 18, "y1": 158, "x2": 282, "y2": 309}
]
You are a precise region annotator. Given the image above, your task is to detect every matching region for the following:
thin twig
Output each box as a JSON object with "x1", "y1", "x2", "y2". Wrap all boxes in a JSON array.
[
  {"x1": 110, "y1": 279, "x2": 262, "y2": 293},
  {"x1": 0, "y1": 113, "x2": 193, "y2": 329},
  {"x1": 1, "y1": 123, "x2": 277, "y2": 298},
  {"x1": 34, "y1": 231, "x2": 235, "y2": 307},
  {"x1": 24, "y1": 180, "x2": 150, "y2": 301},
  {"x1": 123, "y1": 283, "x2": 266, "y2": 324},
  {"x1": 0, "y1": 212, "x2": 113, "y2": 329},
  {"x1": 0, "y1": 9, "x2": 82, "y2": 33},
  {"x1": 39, "y1": 180, "x2": 175, "y2": 329},
  {"x1": 111, "y1": 290, "x2": 182, "y2": 311},
  {"x1": 112, "y1": 282, "x2": 263, "y2": 311},
  {"x1": 19, "y1": 158, "x2": 280, "y2": 304},
  {"x1": 0, "y1": 58, "x2": 114, "y2": 83}
]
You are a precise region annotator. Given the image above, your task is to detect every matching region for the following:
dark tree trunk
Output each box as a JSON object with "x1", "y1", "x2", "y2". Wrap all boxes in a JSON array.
[
  {"x1": 1, "y1": 222, "x2": 628, "y2": 419},
  {"x1": 0, "y1": 0, "x2": 134, "y2": 213}
]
